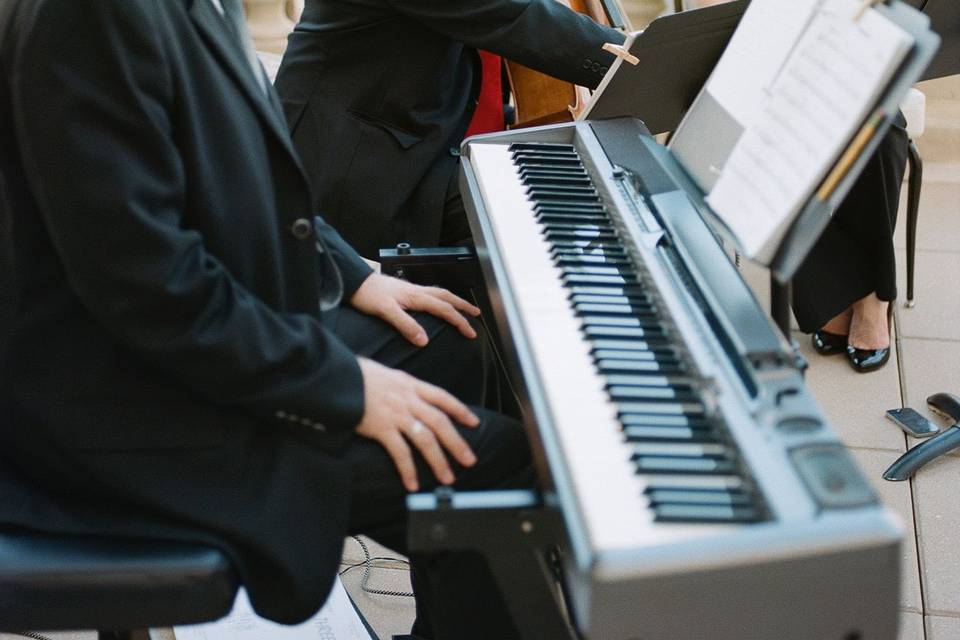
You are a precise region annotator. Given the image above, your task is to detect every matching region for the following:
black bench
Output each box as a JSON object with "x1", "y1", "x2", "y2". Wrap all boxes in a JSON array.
[{"x1": 0, "y1": 526, "x2": 238, "y2": 640}]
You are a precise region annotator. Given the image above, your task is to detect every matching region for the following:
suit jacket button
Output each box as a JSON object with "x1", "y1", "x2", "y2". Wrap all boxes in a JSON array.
[
  {"x1": 291, "y1": 218, "x2": 313, "y2": 240},
  {"x1": 582, "y1": 60, "x2": 592, "y2": 69},
  {"x1": 312, "y1": 423, "x2": 327, "y2": 432},
  {"x1": 449, "y1": 147, "x2": 460, "y2": 157}
]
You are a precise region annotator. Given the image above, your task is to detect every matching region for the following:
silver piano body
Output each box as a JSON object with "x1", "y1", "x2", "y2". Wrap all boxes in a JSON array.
[{"x1": 459, "y1": 118, "x2": 902, "y2": 640}]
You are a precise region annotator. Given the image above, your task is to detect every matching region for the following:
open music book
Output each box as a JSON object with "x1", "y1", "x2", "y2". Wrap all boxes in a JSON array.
[{"x1": 688, "y1": 0, "x2": 913, "y2": 261}]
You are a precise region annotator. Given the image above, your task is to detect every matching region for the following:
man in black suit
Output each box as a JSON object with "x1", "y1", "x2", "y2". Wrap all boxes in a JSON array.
[
  {"x1": 0, "y1": 1, "x2": 532, "y2": 638},
  {"x1": 275, "y1": 0, "x2": 625, "y2": 258}
]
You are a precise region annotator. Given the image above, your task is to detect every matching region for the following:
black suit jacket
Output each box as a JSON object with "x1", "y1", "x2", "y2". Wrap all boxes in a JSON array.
[
  {"x1": 0, "y1": 0, "x2": 374, "y2": 623},
  {"x1": 275, "y1": 0, "x2": 624, "y2": 258}
]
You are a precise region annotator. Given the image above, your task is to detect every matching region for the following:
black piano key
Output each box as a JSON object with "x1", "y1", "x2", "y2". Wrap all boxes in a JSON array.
[
  {"x1": 529, "y1": 192, "x2": 600, "y2": 204},
  {"x1": 526, "y1": 186, "x2": 599, "y2": 198},
  {"x1": 575, "y1": 304, "x2": 656, "y2": 318},
  {"x1": 519, "y1": 168, "x2": 589, "y2": 181},
  {"x1": 587, "y1": 324, "x2": 666, "y2": 339},
  {"x1": 555, "y1": 255, "x2": 632, "y2": 267},
  {"x1": 515, "y1": 159, "x2": 584, "y2": 170},
  {"x1": 550, "y1": 238, "x2": 621, "y2": 253},
  {"x1": 533, "y1": 202, "x2": 610, "y2": 212},
  {"x1": 645, "y1": 488, "x2": 752, "y2": 507},
  {"x1": 508, "y1": 142, "x2": 575, "y2": 152},
  {"x1": 513, "y1": 150, "x2": 580, "y2": 160},
  {"x1": 590, "y1": 339, "x2": 668, "y2": 352},
  {"x1": 544, "y1": 224, "x2": 616, "y2": 235},
  {"x1": 594, "y1": 349, "x2": 658, "y2": 361},
  {"x1": 617, "y1": 401, "x2": 704, "y2": 415},
  {"x1": 567, "y1": 285, "x2": 647, "y2": 297},
  {"x1": 563, "y1": 265, "x2": 634, "y2": 277},
  {"x1": 581, "y1": 315, "x2": 660, "y2": 329},
  {"x1": 525, "y1": 177, "x2": 595, "y2": 189},
  {"x1": 630, "y1": 442, "x2": 729, "y2": 458},
  {"x1": 633, "y1": 456, "x2": 737, "y2": 475},
  {"x1": 619, "y1": 413, "x2": 711, "y2": 428},
  {"x1": 571, "y1": 293, "x2": 651, "y2": 306},
  {"x1": 554, "y1": 249, "x2": 630, "y2": 263},
  {"x1": 609, "y1": 386, "x2": 696, "y2": 402},
  {"x1": 599, "y1": 360, "x2": 682, "y2": 375},
  {"x1": 652, "y1": 504, "x2": 759, "y2": 523},
  {"x1": 564, "y1": 275, "x2": 639, "y2": 288},
  {"x1": 605, "y1": 374, "x2": 686, "y2": 387},
  {"x1": 548, "y1": 228, "x2": 619, "y2": 240},
  {"x1": 624, "y1": 425, "x2": 717, "y2": 443},
  {"x1": 542, "y1": 218, "x2": 612, "y2": 229}
]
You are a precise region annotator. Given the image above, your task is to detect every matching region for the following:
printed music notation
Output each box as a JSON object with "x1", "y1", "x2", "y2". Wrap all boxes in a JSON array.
[{"x1": 702, "y1": 0, "x2": 912, "y2": 260}]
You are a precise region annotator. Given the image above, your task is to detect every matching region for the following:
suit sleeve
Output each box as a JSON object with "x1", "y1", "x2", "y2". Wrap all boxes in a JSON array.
[
  {"x1": 315, "y1": 218, "x2": 375, "y2": 298},
  {"x1": 383, "y1": 0, "x2": 625, "y2": 89},
  {"x1": 11, "y1": 0, "x2": 365, "y2": 445}
]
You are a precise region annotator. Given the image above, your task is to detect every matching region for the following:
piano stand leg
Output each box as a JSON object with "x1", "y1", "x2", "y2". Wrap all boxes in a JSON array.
[
  {"x1": 407, "y1": 489, "x2": 580, "y2": 640},
  {"x1": 770, "y1": 277, "x2": 792, "y2": 339}
]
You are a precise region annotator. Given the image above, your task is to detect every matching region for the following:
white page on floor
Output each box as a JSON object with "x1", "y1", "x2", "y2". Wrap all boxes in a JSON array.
[
  {"x1": 704, "y1": 0, "x2": 820, "y2": 125},
  {"x1": 705, "y1": 0, "x2": 913, "y2": 259},
  {"x1": 174, "y1": 577, "x2": 372, "y2": 640}
]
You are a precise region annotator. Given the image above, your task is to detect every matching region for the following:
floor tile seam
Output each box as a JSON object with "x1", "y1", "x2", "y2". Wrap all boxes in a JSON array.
[
  {"x1": 844, "y1": 444, "x2": 909, "y2": 454},
  {"x1": 897, "y1": 247, "x2": 960, "y2": 256},
  {"x1": 897, "y1": 335, "x2": 960, "y2": 344},
  {"x1": 925, "y1": 610, "x2": 960, "y2": 620},
  {"x1": 893, "y1": 340, "x2": 929, "y2": 622}
]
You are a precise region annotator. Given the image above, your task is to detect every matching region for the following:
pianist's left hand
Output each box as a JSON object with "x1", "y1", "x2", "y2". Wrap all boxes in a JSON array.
[{"x1": 350, "y1": 272, "x2": 481, "y2": 346}]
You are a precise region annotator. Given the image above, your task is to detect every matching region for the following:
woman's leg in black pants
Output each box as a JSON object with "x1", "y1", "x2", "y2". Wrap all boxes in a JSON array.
[
  {"x1": 792, "y1": 113, "x2": 909, "y2": 333},
  {"x1": 328, "y1": 306, "x2": 534, "y2": 640}
]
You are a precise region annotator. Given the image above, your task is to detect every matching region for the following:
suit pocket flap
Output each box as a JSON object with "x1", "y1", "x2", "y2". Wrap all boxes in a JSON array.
[{"x1": 346, "y1": 109, "x2": 424, "y2": 149}]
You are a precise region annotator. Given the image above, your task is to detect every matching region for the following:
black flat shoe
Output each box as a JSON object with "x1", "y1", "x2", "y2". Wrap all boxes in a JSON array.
[
  {"x1": 846, "y1": 304, "x2": 893, "y2": 373},
  {"x1": 846, "y1": 344, "x2": 891, "y2": 372},
  {"x1": 812, "y1": 330, "x2": 848, "y2": 355}
]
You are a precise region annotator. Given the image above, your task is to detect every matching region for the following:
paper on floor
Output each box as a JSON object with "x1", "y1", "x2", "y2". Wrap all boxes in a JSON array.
[{"x1": 174, "y1": 577, "x2": 372, "y2": 640}]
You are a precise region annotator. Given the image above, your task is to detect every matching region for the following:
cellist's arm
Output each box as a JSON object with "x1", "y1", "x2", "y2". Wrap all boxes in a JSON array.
[{"x1": 383, "y1": 0, "x2": 625, "y2": 89}]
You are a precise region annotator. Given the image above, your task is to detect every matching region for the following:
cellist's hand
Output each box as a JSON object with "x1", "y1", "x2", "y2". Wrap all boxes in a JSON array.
[{"x1": 350, "y1": 273, "x2": 480, "y2": 346}]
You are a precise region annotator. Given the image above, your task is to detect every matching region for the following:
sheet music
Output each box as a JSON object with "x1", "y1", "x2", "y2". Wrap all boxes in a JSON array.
[
  {"x1": 705, "y1": 0, "x2": 912, "y2": 259},
  {"x1": 704, "y1": 0, "x2": 820, "y2": 125},
  {"x1": 174, "y1": 578, "x2": 373, "y2": 640}
]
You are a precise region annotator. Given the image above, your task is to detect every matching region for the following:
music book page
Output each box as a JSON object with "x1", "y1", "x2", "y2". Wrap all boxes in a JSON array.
[
  {"x1": 704, "y1": 0, "x2": 912, "y2": 260},
  {"x1": 174, "y1": 578, "x2": 373, "y2": 640},
  {"x1": 704, "y1": 0, "x2": 819, "y2": 125}
]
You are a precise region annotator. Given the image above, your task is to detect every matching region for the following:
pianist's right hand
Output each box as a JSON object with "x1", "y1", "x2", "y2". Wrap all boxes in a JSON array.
[{"x1": 356, "y1": 357, "x2": 479, "y2": 492}]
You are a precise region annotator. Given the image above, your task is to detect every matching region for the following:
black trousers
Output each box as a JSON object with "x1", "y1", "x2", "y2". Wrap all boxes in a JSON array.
[
  {"x1": 792, "y1": 115, "x2": 909, "y2": 333},
  {"x1": 326, "y1": 306, "x2": 533, "y2": 640}
]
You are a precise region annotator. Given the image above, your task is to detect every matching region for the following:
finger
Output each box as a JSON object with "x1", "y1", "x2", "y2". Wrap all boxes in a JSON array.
[
  {"x1": 413, "y1": 294, "x2": 477, "y2": 339},
  {"x1": 417, "y1": 381, "x2": 480, "y2": 428},
  {"x1": 406, "y1": 415, "x2": 456, "y2": 485},
  {"x1": 425, "y1": 287, "x2": 481, "y2": 317},
  {"x1": 382, "y1": 303, "x2": 429, "y2": 346},
  {"x1": 380, "y1": 430, "x2": 420, "y2": 492},
  {"x1": 414, "y1": 399, "x2": 477, "y2": 468}
]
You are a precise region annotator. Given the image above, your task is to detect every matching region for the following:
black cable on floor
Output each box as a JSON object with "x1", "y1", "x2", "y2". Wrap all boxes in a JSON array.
[
  {"x1": 339, "y1": 535, "x2": 413, "y2": 598},
  {"x1": 12, "y1": 632, "x2": 55, "y2": 640}
]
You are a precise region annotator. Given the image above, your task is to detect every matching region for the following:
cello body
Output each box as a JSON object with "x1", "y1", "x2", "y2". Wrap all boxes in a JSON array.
[{"x1": 505, "y1": 0, "x2": 625, "y2": 128}]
